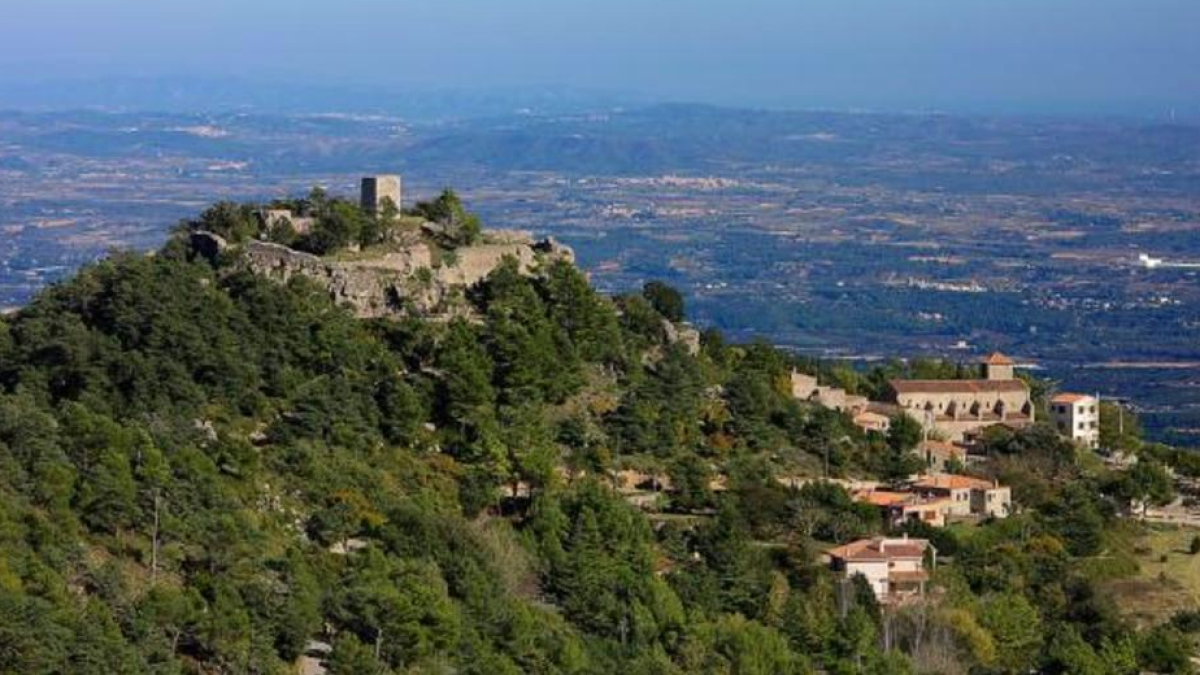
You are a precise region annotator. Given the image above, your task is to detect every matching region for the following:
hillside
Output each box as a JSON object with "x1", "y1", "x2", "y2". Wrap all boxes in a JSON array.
[{"x1": 0, "y1": 195, "x2": 1197, "y2": 674}]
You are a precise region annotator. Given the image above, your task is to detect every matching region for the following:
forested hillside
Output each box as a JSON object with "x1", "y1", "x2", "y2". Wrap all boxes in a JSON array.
[{"x1": 0, "y1": 212, "x2": 1196, "y2": 674}]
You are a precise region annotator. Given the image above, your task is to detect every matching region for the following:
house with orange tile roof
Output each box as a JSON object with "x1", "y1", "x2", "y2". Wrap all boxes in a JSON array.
[
  {"x1": 1050, "y1": 392, "x2": 1100, "y2": 449},
  {"x1": 887, "y1": 352, "x2": 1034, "y2": 443},
  {"x1": 910, "y1": 474, "x2": 1012, "y2": 519},
  {"x1": 826, "y1": 535, "x2": 935, "y2": 603},
  {"x1": 852, "y1": 488, "x2": 953, "y2": 527},
  {"x1": 852, "y1": 410, "x2": 891, "y2": 434}
]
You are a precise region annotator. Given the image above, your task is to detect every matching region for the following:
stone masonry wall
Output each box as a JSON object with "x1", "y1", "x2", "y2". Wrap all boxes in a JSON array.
[{"x1": 226, "y1": 235, "x2": 572, "y2": 320}]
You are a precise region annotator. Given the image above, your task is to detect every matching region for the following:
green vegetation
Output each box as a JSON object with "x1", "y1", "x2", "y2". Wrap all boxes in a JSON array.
[
  {"x1": 0, "y1": 200, "x2": 1196, "y2": 673},
  {"x1": 184, "y1": 186, "x2": 483, "y2": 257},
  {"x1": 410, "y1": 188, "x2": 483, "y2": 247},
  {"x1": 1099, "y1": 400, "x2": 1143, "y2": 452}
]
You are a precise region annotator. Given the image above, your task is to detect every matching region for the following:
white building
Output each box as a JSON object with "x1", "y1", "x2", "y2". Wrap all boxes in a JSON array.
[
  {"x1": 826, "y1": 535, "x2": 934, "y2": 604},
  {"x1": 1050, "y1": 393, "x2": 1100, "y2": 449}
]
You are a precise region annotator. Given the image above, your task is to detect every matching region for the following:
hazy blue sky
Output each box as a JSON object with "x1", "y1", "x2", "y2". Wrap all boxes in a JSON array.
[{"x1": 2, "y1": 0, "x2": 1198, "y2": 114}]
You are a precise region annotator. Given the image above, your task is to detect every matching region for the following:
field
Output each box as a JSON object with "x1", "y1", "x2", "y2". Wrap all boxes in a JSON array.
[{"x1": 1105, "y1": 524, "x2": 1200, "y2": 627}]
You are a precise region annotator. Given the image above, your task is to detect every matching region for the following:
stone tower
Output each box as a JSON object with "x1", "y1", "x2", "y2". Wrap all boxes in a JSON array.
[
  {"x1": 982, "y1": 352, "x2": 1015, "y2": 381},
  {"x1": 360, "y1": 175, "x2": 402, "y2": 214}
]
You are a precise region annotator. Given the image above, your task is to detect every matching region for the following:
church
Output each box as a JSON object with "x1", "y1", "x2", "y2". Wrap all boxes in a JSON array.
[{"x1": 887, "y1": 353, "x2": 1034, "y2": 443}]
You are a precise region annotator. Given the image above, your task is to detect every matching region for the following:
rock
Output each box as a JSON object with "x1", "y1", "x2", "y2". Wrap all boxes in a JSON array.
[
  {"x1": 663, "y1": 319, "x2": 701, "y2": 355},
  {"x1": 193, "y1": 418, "x2": 219, "y2": 443}
]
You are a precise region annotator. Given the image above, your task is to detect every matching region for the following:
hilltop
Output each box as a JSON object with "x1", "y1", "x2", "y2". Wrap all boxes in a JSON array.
[
  {"x1": 0, "y1": 188, "x2": 1197, "y2": 673},
  {"x1": 183, "y1": 180, "x2": 573, "y2": 320}
]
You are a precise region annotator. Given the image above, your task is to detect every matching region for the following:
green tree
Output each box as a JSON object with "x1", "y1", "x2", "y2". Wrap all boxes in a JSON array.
[
  {"x1": 1109, "y1": 459, "x2": 1176, "y2": 517},
  {"x1": 188, "y1": 201, "x2": 260, "y2": 242},
  {"x1": 1098, "y1": 401, "x2": 1141, "y2": 451},
  {"x1": 642, "y1": 281, "x2": 685, "y2": 323},
  {"x1": 1046, "y1": 626, "x2": 1108, "y2": 675},
  {"x1": 327, "y1": 633, "x2": 387, "y2": 675},
  {"x1": 669, "y1": 453, "x2": 714, "y2": 512},
  {"x1": 1138, "y1": 624, "x2": 1194, "y2": 674},
  {"x1": 542, "y1": 260, "x2": 624, "y2": 364},
  {"x1": 980, "y1": 592, "x2": 1043, "y2": 674},
  {"x1": 304, "y1": 199, "x2": 369, "y2": 254},
  {"x1": 681, "y1": 614, "x2": 811, "y2": 675},
  {"x1": 78, "y1": 448, "x2": 138, "y2": 534},
  {"x1": 410, "y1": 189, "x2": 482, "y2": 245},
  {"x1": 331, "y1": 551, "x2": 461, "y2": 669},
  {"x1": 887, "y1": 413, "x2": 923, "y2": 453}
]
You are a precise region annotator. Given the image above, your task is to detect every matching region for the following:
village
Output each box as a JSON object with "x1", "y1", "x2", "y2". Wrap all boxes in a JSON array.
[{"x1": 607, "y1": 351, "x2": 1129, "y2": 605}]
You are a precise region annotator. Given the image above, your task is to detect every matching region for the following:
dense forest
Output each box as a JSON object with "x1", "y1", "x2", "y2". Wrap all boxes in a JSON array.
[{"x1": 0, "y1": 198, "x2": 1197, "y2": 674}]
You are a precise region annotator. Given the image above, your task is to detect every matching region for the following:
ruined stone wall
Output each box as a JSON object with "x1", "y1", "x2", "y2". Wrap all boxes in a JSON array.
[
  {"x1": 227, "y1": 236, "x2": 573, "y2": 320},
  {"x1": 436, "y1": 244, "x2": 538, "y2": 286},
  {"x1": 240, "y1": 240, "x2": 426, "y2": 318}
]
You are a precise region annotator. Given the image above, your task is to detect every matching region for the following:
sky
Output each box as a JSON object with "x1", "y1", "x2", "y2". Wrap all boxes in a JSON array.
[{"x1": 1, "y1": 0, "x2": 1198, "y2": 115}]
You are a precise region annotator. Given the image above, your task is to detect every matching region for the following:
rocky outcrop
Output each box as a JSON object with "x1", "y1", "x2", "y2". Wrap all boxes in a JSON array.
[
  {"x1": 201, "y1": 231, "x2": 574, "y2": 320},
  {"x1": 663, "y1": 319, "x2": 702, "y2": 356}
]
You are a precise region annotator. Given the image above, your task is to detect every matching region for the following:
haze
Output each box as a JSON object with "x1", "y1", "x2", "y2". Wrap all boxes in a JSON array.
[{"x1": 2, "y1": 0, "x2": 1199, "y2": 115}]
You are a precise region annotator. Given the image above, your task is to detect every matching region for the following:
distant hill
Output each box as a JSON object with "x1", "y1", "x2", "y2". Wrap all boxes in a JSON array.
[
  {"x1": 0, "y1": 75, "x2": 644, "y2": 120},
  {"x1": 404, "y1": 104, "x2": 1200, "y2": 183}
]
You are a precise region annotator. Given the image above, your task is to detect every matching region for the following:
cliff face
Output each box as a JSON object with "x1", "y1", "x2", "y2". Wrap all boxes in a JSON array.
[{"x1": 191, "y1": 231, "x2": 574, "y2": 319}]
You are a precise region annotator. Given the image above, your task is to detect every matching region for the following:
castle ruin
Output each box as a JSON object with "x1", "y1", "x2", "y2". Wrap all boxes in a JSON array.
[
  {"x1": 190, "y1": 172, "x2": 574, "y2": 321},
  {"x1": 361, "y1": 175, "x2": 402, "y2": 214}
]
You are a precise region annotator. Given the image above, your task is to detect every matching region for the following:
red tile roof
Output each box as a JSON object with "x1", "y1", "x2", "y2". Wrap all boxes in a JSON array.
[
  {"x1": 855, "y1": 490, "x2": 911, "y2": 507},
  {"x1": 1050, "y1": 393, "x2": 1094, "y2": 404},
  {"x1": 919, "y1": 440, "x2": 964, "y2": 455},
  {"x1": 889, "y1": 379, "x2": 1028, "y2": 395},
  {"x1": 828, "y1": 537, "x2": 930, "y2": 562},
  {"x1": 983, "y1": 352, "x2": 1014, "y2": 365},
  {"x1": 912, "y1": 474, "x2": 997, "y2": 491}
]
